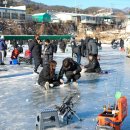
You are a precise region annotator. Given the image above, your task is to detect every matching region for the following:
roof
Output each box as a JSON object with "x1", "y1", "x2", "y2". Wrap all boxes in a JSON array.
[
  {"x1": 32, "y1": 13, "x2": 51, "y2": 23},
  {"x1": 0, "y1": 7, "x2": 26, "y2": 12},
  {"x1": 53, "y1": 12, "x2": 117, "y2": 18},
  {"x1": 32, "y1": 13, "x2": 48, "y2": 16}
]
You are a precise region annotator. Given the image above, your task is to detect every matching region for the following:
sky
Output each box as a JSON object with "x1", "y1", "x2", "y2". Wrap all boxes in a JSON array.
[{"x1": 33, "y1": 0, "x2": 130, "y2": 9}]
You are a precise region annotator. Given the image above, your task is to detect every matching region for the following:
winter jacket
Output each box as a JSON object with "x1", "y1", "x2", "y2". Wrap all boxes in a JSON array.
[
  {"x1": 42, "y1": 43, "x2": 53, "y2": 65},
  {"x1": 59, "y1": 40, "x2": 66, "y2": 50},
  {"x1": 29, "y1": 39, "x2": 42, "y2": 58},
  {"x1": 0, "y1": 39, "x2": 6, "y2": 50},
  {"x1": 71, "y1": 40, "x2": 76, "y2": 49},
  {"x1": 59, "y1": 58, "x2": 81, "y2": 79},
  {"x1": 53, "y1": 40, "x2": 58, "y2": 53},
  {"x1": 38, "y1": 65, "x2": 50, "y2": 85},
  {"x1": 88, "y1": 39, "x2": 98, "y2": 55},
  {"x1": 73, "y1": 45, "x2": 81, "y2": 54},
  {"x1": 11, "y1": 49, "x2": 19, "y2": 59},
  {"x1": 81, "y1": 39, "x2": 86, "y2": 56},
  {"x1": 38, "y1": 65, "x2": 57, "y2": 85},
  {"x1": 71, "y1": 40, "x2": 76, "y2": 55},
  {"x1": 85, "y1": 58, "x2": 101, "y2": 73},
  {"x1": 17, "y1": 46, "x2": 23, "y2": 53},
  {"x1": 111, "y1": 39, "x2": 115, "y2": 45},
  {"x1": 120, "y1": 39, "x2": 124, "y2": 48},
  {"x1": 85, "y1": 37, "x2": 90, "y2": 56}
]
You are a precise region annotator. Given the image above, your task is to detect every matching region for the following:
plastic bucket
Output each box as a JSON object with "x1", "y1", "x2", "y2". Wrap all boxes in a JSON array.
[{"x1": 12, "y1": 59, "x2": 18, "y2": 65}]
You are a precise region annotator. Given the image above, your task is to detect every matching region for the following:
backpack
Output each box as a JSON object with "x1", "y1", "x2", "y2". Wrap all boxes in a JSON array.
[
  {"x1": 25, "y1": 50, "x2": 31, "y2": 58},
  {"x1": 18, "y1": 46, "x2": 23, "y2": 53}
]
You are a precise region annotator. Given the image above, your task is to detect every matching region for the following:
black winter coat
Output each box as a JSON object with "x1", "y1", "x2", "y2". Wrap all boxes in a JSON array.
[
  {"x1": 42, "y1": 43, "x2": 53, "y2": 65},
  {"x1": 53, "y1": 40, "x2": 58, "y2": 53},
  {"x1": 81, "y1": 39, "x2": 86, "y2": 56},
  {"x1": 17, "y1": 46, "x2": 23, "y2": 53},
  {"x1": 29, "y1": 39, "x2": 42, "y2": 58},
  {"x1": 85, "y1": 58, "x2": 101, "y2": 73},
  {"x1": 38, "y1": 65, "x2": 57, "y2": 85},
  {"x1": 120, "y1": 39, "x2": 124, "y2": 48},
  {"x1": 59, "y1": 41, "x2": 66, "y2": 50},
  {"x1": 38, "y1": 65, "x2": 50, "y2": 85},
  {"x1": 85, "y1": 37, "x2": 90, "y2": 56},
  {"x1": 111, "y1": 39, "x2": 115, "y2": 45},
  {"x1": 59, "y1": 58, "x2": 81, "y2": 79}
]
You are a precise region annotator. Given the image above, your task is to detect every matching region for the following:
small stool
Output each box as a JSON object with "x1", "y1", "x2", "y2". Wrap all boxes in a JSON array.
[
  {"x1": 19, "y1": 57, "x2": 32, "y2": 64},
  {"x1": 36, "y1": 109, "x2": 60, "y2": 130}
]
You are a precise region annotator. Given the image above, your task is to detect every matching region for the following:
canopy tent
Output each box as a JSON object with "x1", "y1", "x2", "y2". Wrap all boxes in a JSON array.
[
  {"x1": 32, "y1": 13, "x2": 51, "y2": 23},
  {"x1": 4, "y1": 35, "x2": 72, "y2": 40}
]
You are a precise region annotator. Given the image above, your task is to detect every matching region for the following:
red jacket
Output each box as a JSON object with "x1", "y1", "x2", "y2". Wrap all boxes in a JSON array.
[
  {"x1": 11, "y1": 49, "x2": 19, "y2": 59},
  {"x1": 25, "y1": 50, "x2": 31, "y2": 58}
]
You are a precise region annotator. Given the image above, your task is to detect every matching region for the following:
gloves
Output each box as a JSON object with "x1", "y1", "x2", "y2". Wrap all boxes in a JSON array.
[
  {"x1": 60, "y1": 79, "x2": 64, "y2": 84},
  {"x1": 73, "y1": 70, "x2": 77, "y2": 75},
  {"x1": 50, "y1": 84, "x2": 54, "y2": 88}
]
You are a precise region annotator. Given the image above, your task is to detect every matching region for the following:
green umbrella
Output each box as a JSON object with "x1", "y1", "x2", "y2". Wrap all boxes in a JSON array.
[{"x1": 115, "y1": 91, "x2": 122, "y2": 100}]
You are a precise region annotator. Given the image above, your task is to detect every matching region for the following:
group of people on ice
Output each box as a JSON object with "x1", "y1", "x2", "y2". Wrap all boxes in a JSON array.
[
  {"x1": 111, "y1": 38, "x2": 124, "y2": 50},
  {"x1": 111, "y1": 38, "x2": 130, "y2": 57},
  {"x1": 0, "y1": 35, "x2": 24, "y2": 65},
  {"x1": 0, "y1": 34, "x2": 102, "y2": 90},
  {"x1": 28, "y1": 34, "x2": 102, "y2": 90}
]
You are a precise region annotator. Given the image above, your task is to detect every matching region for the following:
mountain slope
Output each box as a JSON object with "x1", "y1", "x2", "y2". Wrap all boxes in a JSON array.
[
  {"x1": 123, "y1": 7, "x2": 130, "y2": 14},
  {"x1": 0, "y1": 0, "x2": 127, "y2": 15}
]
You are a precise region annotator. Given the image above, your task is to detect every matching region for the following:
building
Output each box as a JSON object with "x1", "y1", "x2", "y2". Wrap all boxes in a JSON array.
[
  {"x1": 0, "y1": 6, "x2": 26, "y2": 21},
  {"x1": 50, "y1": 12, "x2": 116, "y2": 25},
  {"x1": 32, "y1": 13, "x2": 51, "y2": 23}
]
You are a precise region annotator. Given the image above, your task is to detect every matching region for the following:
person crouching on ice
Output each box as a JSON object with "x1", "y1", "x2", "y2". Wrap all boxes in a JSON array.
[
  {"x1": 38, "y1": 60, "x2": 61, "y2": 90},
  {"x1": 11, "y1": 45, "x2": 20, "y2": 60},
  {"x1": 58, "y1": 58, "x2": 81, "y2": 86},
  {"x1": 84, "y1": 54, "x2": 101, "y2": 73}
]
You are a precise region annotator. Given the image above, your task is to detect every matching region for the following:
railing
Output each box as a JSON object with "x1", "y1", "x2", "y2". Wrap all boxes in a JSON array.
[{"x1": 4, "y1": 35, "x2": 72, "y2": 40}]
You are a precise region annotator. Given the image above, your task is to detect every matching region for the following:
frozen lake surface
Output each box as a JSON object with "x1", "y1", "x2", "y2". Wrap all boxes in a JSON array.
[{"x1": 0, "y1": 45, "x2": 130, "y2": 130}]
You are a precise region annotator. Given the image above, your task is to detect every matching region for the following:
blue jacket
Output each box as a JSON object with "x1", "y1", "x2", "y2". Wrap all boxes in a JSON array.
[{"x1": 0, "y1": 39, "x2": 6, "y2": 51}]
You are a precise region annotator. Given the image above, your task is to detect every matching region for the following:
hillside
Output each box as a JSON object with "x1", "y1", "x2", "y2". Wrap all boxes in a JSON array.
[
  {"x1": 0, "y1": 0, "x2": 127, "y2": 15},
  {"x1": 123, "y1": 7, "x2": 130, "y2": 14}
]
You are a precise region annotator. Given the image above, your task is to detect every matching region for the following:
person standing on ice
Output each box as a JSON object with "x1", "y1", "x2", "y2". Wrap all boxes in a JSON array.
[
  {"x1": 84, "y1": 36, "x2": 90, "y2": 57},
  {"x1": 58, "y1": 58, "x2": 81, "y2": 85},
  {"x1": 119, "y1": 38, "x2": 124, "y2": 49},
  {"x1": 111, "y1": 39, "x2": 116, "y2": 46},
  {"x1": 52, "y1": 40, "x2": 58, "y2": 53},
  {"x1": 88, "y1": 38, "x2": 98, "y2": 58},
  {"x1": 29, "y1": 34, "x2": 42, "y2": 74},
  {"x1": 0, "y1": 35, "x2": 6, "y2": 65},
  {"x1": 80, "y1": 39, "x2": 86, "y2": 57},
  {"x1": 59, "y1": 39, "x2": 66, "y2": 53},
  {"x1": 70, "y1": 37, "x2": 76, "y2": 57},
  {"x1": 42, "y1": 39, "x2": 54, "y2": 65},
  {"x1": 73, "y1": 42, "x2": 82, "y2": 65}
]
